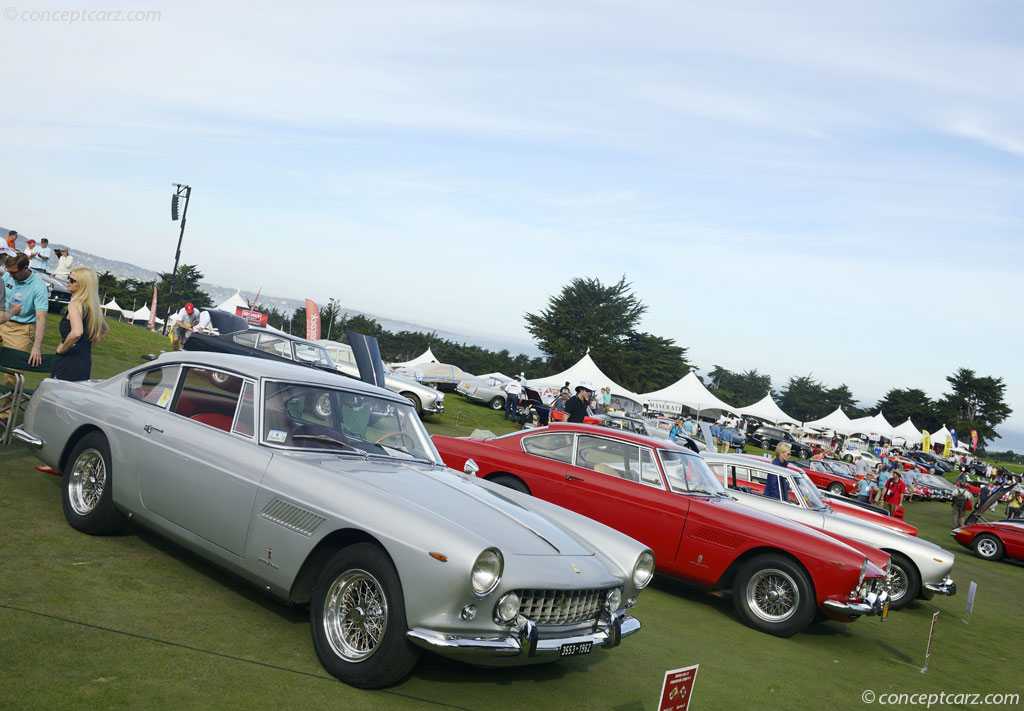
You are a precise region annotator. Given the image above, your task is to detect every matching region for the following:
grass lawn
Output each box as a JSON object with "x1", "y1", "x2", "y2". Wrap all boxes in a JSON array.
[{"x1": 3, "y1": 321, "x2": 1023, "y2": 709}]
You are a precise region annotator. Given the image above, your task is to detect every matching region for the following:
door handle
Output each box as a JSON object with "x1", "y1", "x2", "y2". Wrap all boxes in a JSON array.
[
  {"x1": 565, "y1": 474, "x2": 584, "y2": 482},
  {"x1": 144, "y1": 424, "x2": 164, "y2": 434}
]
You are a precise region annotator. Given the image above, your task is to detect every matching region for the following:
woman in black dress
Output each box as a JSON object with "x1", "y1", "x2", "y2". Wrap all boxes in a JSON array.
[{"x1": 52, "y1": 266, "x2": 108, "y2": 381}]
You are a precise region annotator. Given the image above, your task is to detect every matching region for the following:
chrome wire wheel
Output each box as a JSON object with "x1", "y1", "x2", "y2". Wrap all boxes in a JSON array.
[
  {"x1": 886, "y1": 564, "x2": 908, "y2": 602},
  {"x1": 745, "y1": 568, "x2": 799, "y2": 622},
  {"x1": 322, "y1": 569, "x2": 388, "y2": 663},
  {"x1": 68, "y1": 449, "x2": 107, "y2": 516}
]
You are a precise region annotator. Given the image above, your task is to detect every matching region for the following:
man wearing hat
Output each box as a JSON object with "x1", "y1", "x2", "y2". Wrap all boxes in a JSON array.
[
  {"x1": 170, "y1": 302, "x2": 201, "y2": 351},
  {"x1": 29, "y1": 238, "x2": 51, "y2": 272},
  {"x1": 564, "y1": 380, "x2": 594, "y2": 423},
  {"x1": 881, "y1": 467, "x2": 906, "y2": 516},
  {"x1": 503, "y1": 375, "x2": 523, "y2": 421}
]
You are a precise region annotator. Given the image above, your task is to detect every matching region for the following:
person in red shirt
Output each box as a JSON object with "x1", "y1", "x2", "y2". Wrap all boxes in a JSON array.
[
  {"x1": 5, "y1": 230, "x2": 16, "y2": 250},
  {"x1": 882, "y1": 469, "x2": 907, "y2": 516}
]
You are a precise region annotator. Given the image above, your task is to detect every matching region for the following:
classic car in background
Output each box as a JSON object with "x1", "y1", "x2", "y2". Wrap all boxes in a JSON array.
[
  {"x1": 590, "y1": 414, "x2": 704, "y2": 453},
  {"x1": 841, "y1": 449, "x2": 880, "y2": 466},
  {"x1": 458, "y1": 376, "x2": 514, "y2": 410},
  {"x1": 952, "y1": 485, "x2": 1024, "y2": 562},
  {"x1": 38, "y1": 270, "x2": 72, "y2": 312},
  {"x1": 702, "y1": 453, "x2": 955, "y2": 610},
  {"x1": 908, "y1": 450, "x2": 954, "y2": 473},
  {"x1": 791, "y1": 459, "x2": 859, "y2": 496},
  {"x1": 319, "y1": 339, "x2": 444, "y2": 415},
  {"x1": 911, "y1": 474, "x2": 954, "y2": 502},
  {"x1": 433, "y1": 424, "x2": 891, "y2": 638},
  {"x1": 749, "y1": 426, "x2": 813, "y2": 459},
  {"x1": 13, "y1": 353, "x2": 654, "y2": 688}
]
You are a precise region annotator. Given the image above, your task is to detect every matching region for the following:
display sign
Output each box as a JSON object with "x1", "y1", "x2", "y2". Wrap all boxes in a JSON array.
[
  {"x1": 305, "y1": 299, "x2": 320, "y2": 341},
  {"x1": 965, "y1": 580, "x2": 978, "y2": 615},
  {"x1": 658, "y1": 664, "x2": 699, "y2": 711},
  {"x1": 922, "y1": 610, "x2": 939, "y2": 672},
  {"x1": 235, "y1": 306, "x2": 268, "y2": 327}
]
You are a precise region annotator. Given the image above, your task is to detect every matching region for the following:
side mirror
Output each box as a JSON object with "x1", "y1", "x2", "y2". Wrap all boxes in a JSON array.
[{"x1": 463, "y1": 459, "x2": 480, "y2": 476}]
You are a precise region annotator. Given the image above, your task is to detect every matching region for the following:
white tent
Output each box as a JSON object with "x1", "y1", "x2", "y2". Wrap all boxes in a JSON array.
[
  {"x1": 216, "y1": 290, "x2": 249, "y2": 313},
  {"x1": 847, "y1": 412, "x2": 896, "y2": 440},
  {"x1": 892, "y1": 418, "x2": 924, "y2": 444},
  {"x1": 102, "y1": 298, "x2": 124, "y2": 315},
  {"x1": 738, "y1": 392, "x2": 800, "y2": 425},
  {"x1": 928, "y1": 425, "x2": 953, "y2": 446},
  {"x1": 390, "y1": 347, "x2": 439, "y2": 370},
  {"x1": 803, "y1": 407, "x2": 857, "y2": 435},
  {"x1": 638, "y1": 371, "x2": 737, "y2": 416},
  {"x1": 121, "y1": 304, "x2": 164, "y2": 325},
  {"x1": 528, "y1": 352, "x2": 640, "y2": 402}
]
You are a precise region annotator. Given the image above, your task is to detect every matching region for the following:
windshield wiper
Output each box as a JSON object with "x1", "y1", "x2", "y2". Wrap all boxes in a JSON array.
[{"x1": 292, "y1": 434, "x2": 367, "y2": 456}]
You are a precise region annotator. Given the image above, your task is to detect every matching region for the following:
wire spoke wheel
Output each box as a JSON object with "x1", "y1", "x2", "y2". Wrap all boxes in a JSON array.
[
  {"x1": 745, "y1": 568, "x2": 799, "y2": 622},
  {"x1": 68, "y1": 449, "x2": 107, "y2": 516},
  {"x1": 322, "y1": 569, "x2": 388, "y2": 662},
  {"x1": 886, "y1": 565, "x2": 908, "y2": 601}
]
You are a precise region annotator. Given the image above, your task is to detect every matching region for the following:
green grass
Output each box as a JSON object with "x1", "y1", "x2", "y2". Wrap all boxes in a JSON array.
[{"x1": 3, "y1": 322, "x2": 1023, "y2": 709}]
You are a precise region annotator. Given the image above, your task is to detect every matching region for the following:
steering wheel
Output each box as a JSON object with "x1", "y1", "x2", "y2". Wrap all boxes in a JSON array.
[{"x1": 375, "y1": 431, "x2": 418, "y2": 448}]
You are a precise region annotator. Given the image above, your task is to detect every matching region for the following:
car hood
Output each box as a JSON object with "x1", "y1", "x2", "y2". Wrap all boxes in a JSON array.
[{"x1": 316, "y1": 457, "x2": 596, "y2": 557}]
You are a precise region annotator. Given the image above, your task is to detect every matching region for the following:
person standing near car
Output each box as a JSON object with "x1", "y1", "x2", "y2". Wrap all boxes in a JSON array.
[
  {"x1": 857, "y1": 474, "x2": 876, "y2": 504},
  {"x1": 564, "y1": 380, "x2": 594, "y2": 423},
  {"x1": 51, "y1": 267, "x2": 108, "y2": 381},
  {"x1": 719, "y1": 424, "x2": 734, "y2": 453},
  {"x1": 170, "y1": 302, "x2": 201, "y2": 350},
  {"x1": 4, "y1": 230, "x2": 16, "y2": 250},
  {"x1": 52, "y1": 248, "x2": 73, "y2": 279},
  {"x1": 29, "y1": 238, "x2": 51, "y2": 272},
  {"x1": 503, "y1": 375, "x2": 523, "y2": 421},
  {"x1": 882, "y1": 469, "x2": 907, "y2": 516},
  {"x1": 764, "y1": 442, "x2": 792, "y2": 502},
  {"x1": 0, "y1": 252, "x2": 49, "y2": 385}
]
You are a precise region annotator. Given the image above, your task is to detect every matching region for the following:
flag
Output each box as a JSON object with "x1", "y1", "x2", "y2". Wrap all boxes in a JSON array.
[
  {"x1": 943, "y1": 435, "x2": 952, "y2": 459},
  {"x1": 950, "y1": 428, "x2": 958, "y2": 448},
  {"x1": 971, "y1": 430, "x2": 978, "y2": 451},
  {"x1": 921, "y1": 430, "x2": 931, "y2": 452},
  {"x1": 147, "y1": 285, "x2": 157, "y2": 331},
  {"x1": 305, "y1": 299, "x2": 320, "y2": 341}
]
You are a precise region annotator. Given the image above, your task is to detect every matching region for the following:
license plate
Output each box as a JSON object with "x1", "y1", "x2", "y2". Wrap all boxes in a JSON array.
[
  {"x1": 559, "y1": 641, "x2": 593, "y2": 657},
  {"x1": 881, "y1": 602, "x2": 890, "y2": 621}
]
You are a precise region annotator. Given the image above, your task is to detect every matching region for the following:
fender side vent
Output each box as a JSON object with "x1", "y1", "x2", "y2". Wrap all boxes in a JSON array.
[{"x1": 260, "y1": 498, "x2": 327, "y2": 537}]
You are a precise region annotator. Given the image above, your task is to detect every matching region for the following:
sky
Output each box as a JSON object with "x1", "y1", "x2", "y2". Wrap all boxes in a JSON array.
[{"x1": 2, "y1": 1, "x2": 1023, "y2": 448}]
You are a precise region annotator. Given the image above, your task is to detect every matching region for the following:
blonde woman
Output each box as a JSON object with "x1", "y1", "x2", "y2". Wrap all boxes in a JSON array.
[{"x1": 52, "y1": 266, "x2": 108, "y2": 381}]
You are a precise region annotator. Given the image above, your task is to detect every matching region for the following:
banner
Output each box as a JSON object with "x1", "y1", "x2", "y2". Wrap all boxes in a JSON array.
[
  {"x1": 235, "y1": 306, "x2": 269, "y2": 327},
  {"x1": 147, "y1": 285, "x2": 157, "y2": 331},
  {"x1": 921, "y1": 430, "x2": 931, "y2": 452},
  {"x1": 950, "y1": 428, "x2": 958, "y2": 448},
  {"x1": 305, "y1": 299, "x2": 320, "y2": 341},
  {"x1": 943, "y1": 435, "x2": 952, "y2": 459},
  {"x1": 971, "y1": 430, "x2": 978, "y2": 451}
]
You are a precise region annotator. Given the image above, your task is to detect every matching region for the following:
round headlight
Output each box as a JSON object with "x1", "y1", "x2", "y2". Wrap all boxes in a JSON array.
[
  {"x1": 495, "y1": 591, "x2": 521, "y2": 622},
  {"x1": 633, "y1": 550, "x2": 655, "y2": 589},
  {"x1": 604, "y1": 587, "x2": 622, "y2": 612},
  {"x1": 471, "y1": 549, "x2": 503, "y2": 595}
]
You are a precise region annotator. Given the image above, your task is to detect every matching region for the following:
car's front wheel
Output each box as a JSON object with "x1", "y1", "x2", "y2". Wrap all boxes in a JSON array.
[
  {"x1": 310, "y1": 543, "x2": 419, "y2": 688},
  {"x1": 400, "y1": 392, "x2": 422, "y2": 416},
  {"x1": 489, "y1": 396, "x2": 504, "y2": 410},
  {"x1": 732, "y1": 555, "x2": 815, "y2": 637},
  {"x1": 489, "y1": 473, "x2": 530, "y2": 495},
  {"x1": 972, "y1": 534, "x2": 1004, "y2": 561},
  {"x1": 844, "y1": 454, "x2": 854, "y2": 463},
  {"x1": 827, "y1": 482, "x2": 845, "y2": 495},
  {"x1": 61, "y1": 433, "x2": 126, "y2": 535},
  {"x1": 884, "y1": 552, "x2": 920, "y2": 610}
]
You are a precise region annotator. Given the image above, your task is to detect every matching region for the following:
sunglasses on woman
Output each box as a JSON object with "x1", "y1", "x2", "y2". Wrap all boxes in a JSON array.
[{"x1": 66, "y1": 276, "x2": 77, "y2": 284}]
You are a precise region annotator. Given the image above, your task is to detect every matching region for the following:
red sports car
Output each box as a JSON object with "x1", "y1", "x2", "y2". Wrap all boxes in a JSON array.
[
  {"x1": 952, "y1": 484, "x2": 1024, "y2": 562},
  {"x1": 433, "y1": 424, "x2": 890, "y2": 637},
  {"x1": 781, "y1": 458, "x2": 859, "y2": 496}
]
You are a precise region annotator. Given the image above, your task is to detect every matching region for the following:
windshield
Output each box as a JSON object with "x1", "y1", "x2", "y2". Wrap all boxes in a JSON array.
[
  {"x1": 293, "y1": 342, "x2": 336, "y2": 369},
  {"x1": 261, "y1": 380, "x2": 440, "y2": 463},
  {"x1": 789, "y1": 470, "x2": 829, "y2": 510},
  {"x1": 659, "y1": 449, "x2": 726, "y2": 496}
]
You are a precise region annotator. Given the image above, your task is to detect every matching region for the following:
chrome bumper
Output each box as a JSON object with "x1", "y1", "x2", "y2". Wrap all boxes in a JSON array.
[
  {"x1": 424, "y1": 402, "x2": 445, "y2": 415},
  {"x1": 12, "y1": 426, "x2": 43, "y2": 450},
  {"x1": 406, "y1": 613, "x2": 640, "y2": 666},
  {"x1": 924, "y1": 576, "x2": 956, "y2": 596},
  {"x1": 823, "y1": 588, "x2": 890, "y2": 618}
]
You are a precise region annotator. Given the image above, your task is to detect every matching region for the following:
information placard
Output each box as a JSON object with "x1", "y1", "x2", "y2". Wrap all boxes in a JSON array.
[{"x1": 658, "y1": 664, "x2": 699, "y2": 711}]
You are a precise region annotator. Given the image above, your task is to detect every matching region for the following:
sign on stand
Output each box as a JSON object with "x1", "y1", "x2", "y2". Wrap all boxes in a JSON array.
[
  {"x1": 658, "y1": 664, "x2": 699, "y2": 711},
  {"x1": 922, "y1": 611, "x2": 940, "y2": 673},
  {"x1": 964, "y1": 580, "x2": 978, "y2": 623}
]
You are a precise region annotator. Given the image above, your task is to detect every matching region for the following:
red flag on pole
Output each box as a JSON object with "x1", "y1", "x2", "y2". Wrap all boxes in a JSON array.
[
  {"x1": 305, "y1": 299, "x2": 320, "y2": 341},
  {"x1": 147, "y1": 285, "x2": 157, "y2": 331}
]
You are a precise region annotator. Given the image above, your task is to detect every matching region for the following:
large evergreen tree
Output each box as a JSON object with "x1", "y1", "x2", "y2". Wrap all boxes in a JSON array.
[{"x1": 937, "y1": 368, "x2": 1011, "y2": 448}]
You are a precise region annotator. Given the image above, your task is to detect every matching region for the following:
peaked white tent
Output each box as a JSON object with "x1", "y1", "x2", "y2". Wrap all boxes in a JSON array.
[
  {"x1": 847, "y1": 412, "x2": 896, "y2": 440},
  {"x1": 804, "y1": 407, "x2": 856, "y2": 435},
  {"x1": 639, "y1": 372, "x2": 737, "y2": 416},
  {"x1": 892, "y1": 418, "x2": 924, "y2": 444},
  {"x1": 216, "y1": 290, "x2": 249, "y2": 313},
  {"x1": 738, "y1": 392, "x2": 799, "y2": 425},
  {"x1": 121, "y1": 304, "x2": 163, "y2": 325},
  {"x1": 529, "y1": 352, "x2": 640, "y2": 401},
  {"x1": 102, "y1": 298, "x2": 124, "y2": 315},
  {"x1": 390, "y1": 347, "x2": 439, "y2": 370},
  {"x1": 928, "y1": 425, "x2": 953, "y2": 445}
]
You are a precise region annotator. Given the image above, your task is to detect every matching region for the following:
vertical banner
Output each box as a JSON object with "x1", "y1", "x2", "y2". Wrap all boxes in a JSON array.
[
  {"x1": 965, "y1": 580, "x2": 978, "y2": 623},
  {"x1": 922, "y1": 610, "x2": 939, "y2": 672},
  {"x1": 305, "y1": 299, "x2": 321, "y2": 341},
  {"x1": 950, "y1": 428, "x2": 958, "y2": 448},
  {"x1": 971, "y1": 430, "x2": 978, "y2": 451},
  {"x1": 921, "y1": 430, "x2": 931, "y2": 453},
  {"x1": 943, "y1": 435, "x2": 952, "y2": 459},
  {"x1": 147, "y1": 285, "x2": 157, "y2": 331},
  {"x1": 658, "y1": 664, "x2": 699, "y2": 711}
]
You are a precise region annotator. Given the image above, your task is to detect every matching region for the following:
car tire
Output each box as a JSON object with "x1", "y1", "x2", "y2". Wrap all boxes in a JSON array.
[
  {"x1": 732, "y1": 555, "x2": 816, "y2": 637},
  {"x1": 844, "y1": 454, "x2": 854, "y2": 463},
  {"x1": 884, "y1": 552, "x2": 920, "y2": 610},
  {"x1": 400, "y1": 392, "x2": 422, "y2": 416},
  {"x1": 310, "y1": 543, "x2": 420, "y2": 689},
  {"x1": 210, "y1": 371, "x2": 232, "y2": 387},
  {"x1": 489, "y1": 396, "x2": 504, "y2": 411},
  {"x1": 827, "y1": 482, "x2": 845, "y2": 495},
  {"x1": 61, "y1": 433, "x2": 127, "y2": 535},
  {"x1": 489, "y1": 474, "x2": 530, "y2": 495},
  {"x1": 972, "y1": 534, "x2": 1004, "y2": 561}
]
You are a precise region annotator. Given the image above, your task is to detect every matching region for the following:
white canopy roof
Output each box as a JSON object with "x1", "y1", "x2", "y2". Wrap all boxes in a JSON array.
[
  {"x1": 928, "y1": 425, "x2": 953, "y2": 444},
  {"x1": 638, "y1": 371, "x2": 737, "y2": 415},
  {"x1": 121, "y1": 304, "x2": 164, "y2": 325},
  {"x1": 389, "y1": 347, "x2": 439, "y2": 370},
  {"x1": 216, "y1": 290, "x2": 249, "y2": 313},
  {"x1": 102, "y1": 298, "x2": 123, "y2": 313},
  {"x1": 738, "y1": 392, "x2": 799, "y2": 425},
  {"x1": 847, "y1": 411, "x2": 896, "y2": 440},
  {"x1": 891, "y1": 418, "x2": 924, "y2": 444},
  {"x1": 803, "y1": 407, "x2": 857, "y2": 435},
  {"x1": 529, "y1": 352, "x2": 641, "y2": 401}
]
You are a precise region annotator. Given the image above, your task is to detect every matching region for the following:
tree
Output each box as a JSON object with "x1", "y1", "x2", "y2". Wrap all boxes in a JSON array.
[
  {"x1": 937, "y1": 368, "x2": 1012, "y2": 449},
  {"x1": 157, "y1": 264, "x2": 213, "y2": 317},
  {"x1": 875, "y1": 388, "x2": 938, "y2": 432},
  {"x1": 776, "y1": 375, "x2": 829, "y2": 422},
  {"x1": 611, "y1": 332, "x2": 690, "y2": 393},
  {"x1": 823, "y1": 384, "x2": 864, "y2": 419},
  {"x1": 708, "y1": 366, "x2": 772, "y2": 407}
]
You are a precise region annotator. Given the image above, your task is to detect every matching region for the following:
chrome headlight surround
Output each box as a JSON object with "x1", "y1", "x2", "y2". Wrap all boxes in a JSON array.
[
  {"x1": 494, "y1": 591, "x2": 521, "y2": 623},
  {"x1": 604, "y1": 587, "x2": 623, "y2": 612},
  {"x1": 632, "y1": 550, "x2": 655, "y2": 589},
  {"x1": 471, "y1": 548, "x2": 503, "y2": 596}
]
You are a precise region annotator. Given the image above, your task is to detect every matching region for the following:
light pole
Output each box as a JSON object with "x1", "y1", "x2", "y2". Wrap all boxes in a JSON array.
[{"x1": 162, "y1": 183, "x2": 192, "y2": 334}]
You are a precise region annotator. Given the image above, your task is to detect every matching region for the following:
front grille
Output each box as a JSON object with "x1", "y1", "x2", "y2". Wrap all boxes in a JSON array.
[{"x1": 516, "y1": 588, "x2": 606, "y2": 625}]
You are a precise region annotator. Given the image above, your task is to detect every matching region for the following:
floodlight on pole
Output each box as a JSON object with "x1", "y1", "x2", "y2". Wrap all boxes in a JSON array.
[{"x1": 162, "y1": 183, "x2": 192, "y2": 334}]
